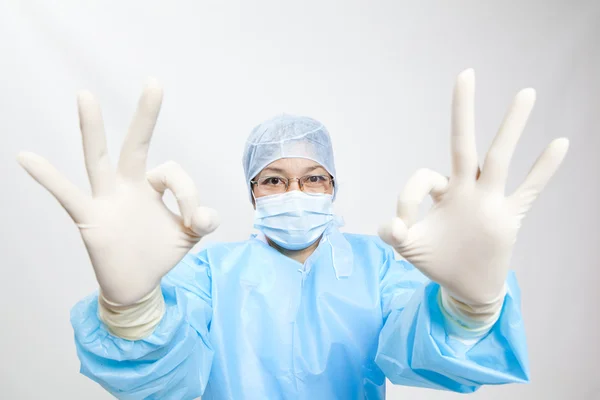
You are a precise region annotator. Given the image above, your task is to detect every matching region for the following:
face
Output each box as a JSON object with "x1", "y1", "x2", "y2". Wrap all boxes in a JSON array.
[{"x1": 252, "y1": 158, "x2": 334, "y2": 202}]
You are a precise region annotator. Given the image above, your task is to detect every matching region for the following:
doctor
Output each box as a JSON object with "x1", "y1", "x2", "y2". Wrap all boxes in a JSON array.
[{"x1": 18, "y1": 69, "x2": 569, "y2": 399}]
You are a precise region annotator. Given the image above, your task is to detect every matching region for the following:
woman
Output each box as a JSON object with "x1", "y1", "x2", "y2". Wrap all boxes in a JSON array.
[{"x1": 18, "y1": 69, "x2": 569, "y2": 399}]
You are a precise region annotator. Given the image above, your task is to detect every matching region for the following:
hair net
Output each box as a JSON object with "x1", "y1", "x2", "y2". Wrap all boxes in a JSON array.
[{"x1": 242, "y1": 114, "x2": 337, "y2": 201}]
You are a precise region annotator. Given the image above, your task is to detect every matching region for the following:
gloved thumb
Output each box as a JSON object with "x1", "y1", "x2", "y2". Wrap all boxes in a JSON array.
[
  {"x1": 378, "y1": 217, "x2": 409, "y2": 249},
  {"x1": 190, "y1": 206, "x2": 220, "y2": 237}
]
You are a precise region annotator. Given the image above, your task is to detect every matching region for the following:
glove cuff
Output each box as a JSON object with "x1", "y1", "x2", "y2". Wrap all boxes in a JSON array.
[
  {"x1": 439, "y1": 284, "x2": 506, "y2": 341},
  {"x1": 98, "y1": 285, "x2": 165, "y2": 341}
]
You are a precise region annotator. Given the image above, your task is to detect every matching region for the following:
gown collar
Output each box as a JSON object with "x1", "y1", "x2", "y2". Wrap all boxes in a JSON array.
[{"x1": 251, "y1": 221, "x2": 354, "y2": 279}]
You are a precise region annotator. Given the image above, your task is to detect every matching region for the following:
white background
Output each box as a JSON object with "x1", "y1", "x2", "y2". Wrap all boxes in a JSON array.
[{"x1": 1, "y1": 1, "x2": 598, "y2": 399}]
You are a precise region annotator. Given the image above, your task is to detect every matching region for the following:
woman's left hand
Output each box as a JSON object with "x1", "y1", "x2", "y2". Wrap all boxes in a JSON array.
[{"x1": 379, "y1": 68, "x2": 569, "y2": 308}]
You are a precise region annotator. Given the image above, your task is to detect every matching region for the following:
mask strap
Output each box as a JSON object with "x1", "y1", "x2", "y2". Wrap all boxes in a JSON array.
[{"x1": 326, "y1": 224, "x2": 353, "y2": 279}]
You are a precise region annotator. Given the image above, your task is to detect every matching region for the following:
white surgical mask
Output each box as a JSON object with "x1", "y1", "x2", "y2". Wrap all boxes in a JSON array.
[{"x1": 253, "y1": 190, "x2": 335, "y2": 250}]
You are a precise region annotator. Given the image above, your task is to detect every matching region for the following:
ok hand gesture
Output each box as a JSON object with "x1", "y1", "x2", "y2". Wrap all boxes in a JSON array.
[
  {"x1": 18, "y1": 81, "x2": 219, "y2": 305},
  {"x1": 379, "y1": 69, "x2": 569, "y2": 307}
]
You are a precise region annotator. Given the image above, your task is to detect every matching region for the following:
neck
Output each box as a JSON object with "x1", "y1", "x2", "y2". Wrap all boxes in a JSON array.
[{"x1": 267, "y1": 236, "x2": 322, "y2": 264}]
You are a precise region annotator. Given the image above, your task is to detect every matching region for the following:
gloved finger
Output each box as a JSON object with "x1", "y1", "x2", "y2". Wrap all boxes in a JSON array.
[
  {"x1": 397, "y1": 168, "x2": 448, "y2": 228},
  {"x1": 147, "y1": 161, "x2": 200, "y2": 228},
  {"x1": 118, "y1": 79, "x2": 163, "y2": 181},
  {"x1": 17, "y1": 152, "x2": 89, "y2": 222},
  {"x1": 378, "y1": 217, "x2": 409, "y2": 249},
  {"x1": 77, "y1": 91, "x2": 115, "y2": 196},
  {"x1": 479, "y1": 88, "x2": 536, "y2": 193},
  {"x1": 445, "y1": 166, "x2": 480, "y2": 186},
  {"x1": 190, "y1": 206, "x2": 220, "y2": 237},
  {"x1": 450, "y1": 68, "x2": 479, "y2": 181},
  {"x1": 508, "y1": 137, "x2": 569, "y2": 213}
]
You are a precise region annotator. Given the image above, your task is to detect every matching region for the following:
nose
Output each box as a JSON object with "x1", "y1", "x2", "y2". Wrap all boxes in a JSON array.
[{"x1": 287, "y1": 178, "x2": 301, "y2": 192}]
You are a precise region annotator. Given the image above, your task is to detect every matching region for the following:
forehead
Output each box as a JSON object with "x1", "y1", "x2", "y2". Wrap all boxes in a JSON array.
[{"x1": 259, "y1": 158, "x2": 326, "y2": 175}]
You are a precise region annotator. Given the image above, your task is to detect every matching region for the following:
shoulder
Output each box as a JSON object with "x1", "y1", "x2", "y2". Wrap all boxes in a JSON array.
[
  {"x1": 185, "y1": 239, "x2": 257, "y2": 266},
  {"x1": 166, "y1": 239, "x2": 257, "y2": 285},
  {"x1": 340, "y1": 232, "x2": 416, "y2": 272},
  {"x1": 340, "y1": 232, "x2": 397, "y2": 265},
  {"x1": 342, "y1": 232, "x2": 394, "y2": 253}
]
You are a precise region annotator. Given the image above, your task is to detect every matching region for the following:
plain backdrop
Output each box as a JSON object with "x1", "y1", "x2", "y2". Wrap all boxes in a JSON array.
[{"x1": 1, "y1": 1, "x2": 598, "y2": 399}]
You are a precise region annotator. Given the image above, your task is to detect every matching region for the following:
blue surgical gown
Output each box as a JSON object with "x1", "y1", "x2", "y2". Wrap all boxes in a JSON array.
[{"x1": 71, "y1": 228, "x2": 529, "y2": 399}]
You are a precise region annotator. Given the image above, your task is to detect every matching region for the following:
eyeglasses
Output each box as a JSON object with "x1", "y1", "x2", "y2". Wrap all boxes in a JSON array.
[{"x1": 250, "y1": 174, "x2": 334, "y2": 195}]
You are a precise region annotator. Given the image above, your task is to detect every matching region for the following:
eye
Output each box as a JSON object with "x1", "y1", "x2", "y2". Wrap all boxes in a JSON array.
[
  {"x1": 260, "y1": 176, "x2": 285, "y2": 186},
  {"x1": 307, "y1": 175, "x2": 326, "y2": 183}
]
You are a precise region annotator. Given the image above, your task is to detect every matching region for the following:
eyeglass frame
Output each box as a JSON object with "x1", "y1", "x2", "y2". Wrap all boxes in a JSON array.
[{"x1": 250, "y1": 174, "x2": 335, "y2": 194}]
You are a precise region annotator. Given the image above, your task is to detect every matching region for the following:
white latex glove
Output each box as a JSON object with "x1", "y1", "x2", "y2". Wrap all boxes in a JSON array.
[
  {"x1": 18, "y1": 80, "x2": 219, "y2": 311},
  {"x1": 379, "y1": 69, "x2": 569, "y2": 316}
]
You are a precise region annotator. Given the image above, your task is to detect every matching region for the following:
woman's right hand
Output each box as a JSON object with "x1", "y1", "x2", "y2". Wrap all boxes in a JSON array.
[{"x1": 18, "y1": 80, "x2": 219, "y2": 305}]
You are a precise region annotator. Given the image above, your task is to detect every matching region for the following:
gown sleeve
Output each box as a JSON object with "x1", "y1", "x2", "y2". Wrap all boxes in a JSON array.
[
  {"x1": 375, "y1": 245, "x2": 530, "y2": 393},
  {"x1": 70, "y1": 251, "x2": 214, "y2": 400}
]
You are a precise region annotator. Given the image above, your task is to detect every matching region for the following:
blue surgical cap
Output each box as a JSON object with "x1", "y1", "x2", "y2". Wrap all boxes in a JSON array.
[{"x1": 242, "y1": 114, "x2": 337, "y2": 201}]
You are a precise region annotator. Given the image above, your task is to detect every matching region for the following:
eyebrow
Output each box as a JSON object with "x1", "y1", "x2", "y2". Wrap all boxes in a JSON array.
[
  {"x1": 259, "y1": 164, "x2": 327, "y2": 177},
  {"x1": 260, "y1": 167, "x2": 286, "y2": 175}
]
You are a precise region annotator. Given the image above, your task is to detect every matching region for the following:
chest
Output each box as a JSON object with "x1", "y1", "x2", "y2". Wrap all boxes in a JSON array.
[{"x1": 212, "y1": 258, "x2": 382, "y2": 352}]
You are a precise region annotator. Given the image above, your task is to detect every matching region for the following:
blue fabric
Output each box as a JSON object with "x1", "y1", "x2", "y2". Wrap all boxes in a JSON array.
[
  {"x1": 254, "y1": 191, "x2": 336, "y2": 250},
  {"x1": 71, "y1": 229, "x2": 529, "y2": 399}
]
